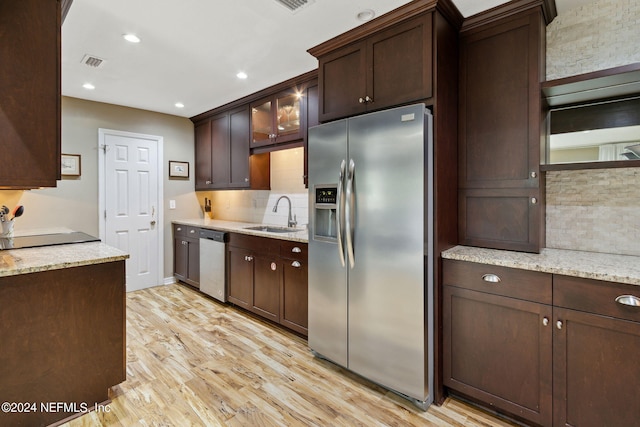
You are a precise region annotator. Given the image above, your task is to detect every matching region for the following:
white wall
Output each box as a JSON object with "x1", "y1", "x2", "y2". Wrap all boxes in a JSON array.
[{"x1": 13, "y1": 96, "x2": 200, "y2": 280}]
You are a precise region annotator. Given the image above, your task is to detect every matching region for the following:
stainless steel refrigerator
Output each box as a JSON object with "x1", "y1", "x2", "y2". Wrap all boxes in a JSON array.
[{"x1": 307, "y1": 103, "x2": 434, "y2": 409}]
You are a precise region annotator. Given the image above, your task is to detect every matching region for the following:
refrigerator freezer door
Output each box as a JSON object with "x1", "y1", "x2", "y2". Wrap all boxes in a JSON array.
[
  {"x1": 347, "y1": 104, "x2": 427, "y2": 400},
  {"x1": 308, "y1": 119, "x2": 349, "y2": 368}
]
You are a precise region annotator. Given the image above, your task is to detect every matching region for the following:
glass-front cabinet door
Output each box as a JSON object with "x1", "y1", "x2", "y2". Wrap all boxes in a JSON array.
[{"x1": 251, "y1": 89, "x2": 303, "y2": 147}]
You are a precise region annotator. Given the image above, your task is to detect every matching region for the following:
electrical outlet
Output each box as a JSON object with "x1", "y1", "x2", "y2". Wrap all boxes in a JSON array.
[{"x1": 169, "y1": 200, "x2": 176, "y2": 209}]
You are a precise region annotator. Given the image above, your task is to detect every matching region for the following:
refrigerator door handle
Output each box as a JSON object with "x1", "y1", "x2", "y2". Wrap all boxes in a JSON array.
[
  {"x1": 345, "y1": 158, "x2": 356, "y2": 269},
  {"x1": 336, "y1": 159, "x2": 346, "y2": 267}
]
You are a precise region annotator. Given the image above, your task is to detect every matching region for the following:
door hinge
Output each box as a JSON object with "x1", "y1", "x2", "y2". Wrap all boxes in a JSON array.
[{"x1": 104, "y1": 210, "x2": 107, "y2": 219}]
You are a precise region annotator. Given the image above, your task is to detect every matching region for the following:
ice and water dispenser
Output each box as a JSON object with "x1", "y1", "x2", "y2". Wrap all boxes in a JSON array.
[{"x1": 313, "y1": 186, "x2": 338, "y2": 241}]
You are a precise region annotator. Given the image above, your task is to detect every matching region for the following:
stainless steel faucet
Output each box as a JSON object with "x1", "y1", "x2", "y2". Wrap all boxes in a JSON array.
[{"x1": 273, "y1": 195, "x2": 297, "y2": 228}]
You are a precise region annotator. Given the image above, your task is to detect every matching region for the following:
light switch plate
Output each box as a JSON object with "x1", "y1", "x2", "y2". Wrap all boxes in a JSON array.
[{"x1": 169, "y1": 200, "x2": 176, "y2": 209}]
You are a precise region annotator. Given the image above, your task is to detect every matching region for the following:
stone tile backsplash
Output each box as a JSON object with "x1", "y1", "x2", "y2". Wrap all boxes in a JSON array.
[
  {"x1": 546, "y1": 168, "x2": 640, "y2": 256},
  {"x1": 546, "y1": 0, "x2": 640, "y2": 80}
]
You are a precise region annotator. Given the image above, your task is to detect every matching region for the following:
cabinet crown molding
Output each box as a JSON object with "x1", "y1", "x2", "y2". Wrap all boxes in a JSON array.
[
  {"x1": 307, "y1": 0, "x2": 462, "y2": 58},
  {"x1": 461, "y1": 0, "x2": 557, "y2": 32}
]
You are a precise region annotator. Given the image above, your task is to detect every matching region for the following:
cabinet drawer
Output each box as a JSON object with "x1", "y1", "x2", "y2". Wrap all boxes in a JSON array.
[
  {"x1": 229, "y1": 233, "x2": 280, "y2": 255},
  {"x1": 554, "y1": 275, "x2": 640, "y2": 323},
  {"x1": 280, "y1": 241, "x2": 307, "y2": 261},
  {"x1": 173, "y1": 224, "x2": 187, "y2": 237},
  {"x1": 443, "y1": 259, "x2": 552, "y2": 305}
]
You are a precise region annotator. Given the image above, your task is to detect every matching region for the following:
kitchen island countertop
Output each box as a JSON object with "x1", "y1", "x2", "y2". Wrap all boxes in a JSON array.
[
  {"x1": 0, "y1": 242, "x2": 129, "y2": 278},
  {"x1": 442, "y1": 245, "x2": 640, "y2": 286},
  {"x1": 173, "y1": 219, "x2": 308, "y2": 243}
]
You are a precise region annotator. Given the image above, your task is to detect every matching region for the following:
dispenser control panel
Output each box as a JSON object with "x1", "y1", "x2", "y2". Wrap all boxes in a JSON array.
[{"x1": 316, "y1": 187, "x2": 337, "y2": 205}]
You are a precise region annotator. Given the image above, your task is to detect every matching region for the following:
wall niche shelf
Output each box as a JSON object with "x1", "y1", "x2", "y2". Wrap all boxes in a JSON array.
[{"x1": 542, "y1": 63, "x2": 640, "y2": 170}]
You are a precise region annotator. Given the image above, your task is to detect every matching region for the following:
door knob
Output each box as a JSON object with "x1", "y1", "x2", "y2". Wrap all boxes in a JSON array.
[{"x1": 150, "y1": 220, "x2": 156, "y2": 226}]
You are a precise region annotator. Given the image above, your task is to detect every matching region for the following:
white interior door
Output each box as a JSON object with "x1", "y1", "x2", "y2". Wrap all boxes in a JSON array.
[{"x1": 99, "y1": 129, "x2": 163, "y2": 292}]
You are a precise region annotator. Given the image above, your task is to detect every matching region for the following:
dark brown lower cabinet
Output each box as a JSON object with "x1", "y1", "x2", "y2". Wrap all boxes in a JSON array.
[
  {"x1": 280, "y1": 241, "x2": 308, "y2": 335},
  {"x1": 173, "y1": 224, "x2": 200, "y2": 288},
  {"x1": 227, "y1": 233, "x2": 308, "y2": 336},
  {"x1": 443, "y1": 286, "x2": 552, "y2": 426},
  {"x1": 0, "y1": 261, "x2": 125, "y2": 426},
  {"x1": 252, "y1": 255, "x2": 281, "y2": 322},
  {"x1": 445, "y1": 260, "x2": 640, "y2": 427},
  {"x1": 552, "y1": 275, "x2": 640, "y2": 427},
  {"x1": 227, "y1": 245, "x2": 254, "y2": 310}
]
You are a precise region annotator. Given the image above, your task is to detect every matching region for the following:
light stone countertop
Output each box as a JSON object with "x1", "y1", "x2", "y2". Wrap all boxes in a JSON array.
[
  {"x1": 173, "y1": 219, "x2": 309, "y2": 243},
  {"x1": 0, "y1": 242, "x2": 129, "y2": 278},
  {"x1": 442, "y1": 245, "x2": 640, "y2": 286}
]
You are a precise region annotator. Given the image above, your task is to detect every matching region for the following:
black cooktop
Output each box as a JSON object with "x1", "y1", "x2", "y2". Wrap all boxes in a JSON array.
[{"x1": 0, "y1": 232, "x2": 100, "y2": 250}]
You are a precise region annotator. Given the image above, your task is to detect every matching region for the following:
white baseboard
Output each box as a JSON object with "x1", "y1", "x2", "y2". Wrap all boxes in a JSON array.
[{"x1": 164, "y1": 276, "x2": 177, "y2": 285}]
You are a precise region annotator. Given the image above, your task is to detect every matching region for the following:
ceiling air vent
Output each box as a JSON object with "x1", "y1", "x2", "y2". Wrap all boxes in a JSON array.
[
  {"x1": 274, "y1": 0, "x2": 315, "y2": 13},
  {"x1": 81, "y1": 54, "x2": 105, "y2": 68}
]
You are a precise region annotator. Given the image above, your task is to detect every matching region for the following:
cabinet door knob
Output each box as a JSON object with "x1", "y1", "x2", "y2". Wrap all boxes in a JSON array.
[
  {"x1": 615, "y1": 295, "x2": 640, "y2": 307},
  {"x1": 291, "y1": 261, "x2": 301, "y2": 268},
  {"x1": 291, "y1": 247, "x2": 302, "y2": 253},
  {"x1": 182, "y1": 241, "x2": 187, "y2": 245},
  {"x1": 531, "y1": 197, "x2": 538, "y2": 204},
  {"x1": 189, "y1": 229, "x2": 195, "y2": 234},
  {"x1": 176, "y1": 227, "x2": 182, "y2": 231},
  {"x1": 245, "y1": 177, "x2": 249, "y2": 182},
  {"x1": 358, "y1": 97, "x2": 365, "y2": 104},
  {"x1": 481, "y1": 273, "x2": 501, "y2": 283},
  {"x1": 556, "y1": 320, "x2": 563, "y2": 330},
  {"x1": 271, "y1": 262, "x2": 277, "y2": 271},
  {"x1": 365, "y1": 95, "x2": 373, "y2": 103},
  {"x1": 542, "y1": 317, "x2": 549, "y2": 326},
  {"x1": 245, "y1": 255, "x2": 253, "y2": 262},
  {"x1": 206, "y1": 180, "x2": 212, "y2": 184}
]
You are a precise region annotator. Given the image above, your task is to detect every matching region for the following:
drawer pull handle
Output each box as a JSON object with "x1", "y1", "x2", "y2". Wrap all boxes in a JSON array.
[
  {"x1": 615, "y1": 295, "x2": 640, "y2": 307},
  {"x1": 542, "y1": 317, "x2": 549, "y2": 326},
  {"x1": 291, "y1": 261, "x2": 301, "y2": 268},
  {"x1": 291, "y1": 247, "x2": 302, "y2": 253},
  {"x1": 482, "y1": 274, "x2": 501, "y2": 283}
]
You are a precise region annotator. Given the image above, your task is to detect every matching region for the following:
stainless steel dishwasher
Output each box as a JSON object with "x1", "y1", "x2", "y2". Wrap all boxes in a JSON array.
[{"x1": 199, "y1": 229, "x2": 228, "y2": 302}]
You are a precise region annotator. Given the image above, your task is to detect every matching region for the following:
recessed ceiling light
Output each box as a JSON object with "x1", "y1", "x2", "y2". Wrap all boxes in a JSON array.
[
  {"x1": 236, "y1": 71, "x2": 248, "y2": 80},
  {"x1": 175, "y1": 102, "x2": 185, "y2": 108},
  {"x1": 357, "y1": 9, "x2": 375, "y2": 22},
  {"x1": 123, "y1": 34, "x2": 141, "y2": 43},
  {"x1": 82, "y1": 83, "x2": 95, "y2": 90}
]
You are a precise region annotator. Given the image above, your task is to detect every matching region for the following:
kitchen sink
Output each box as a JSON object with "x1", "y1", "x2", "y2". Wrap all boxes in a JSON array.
[{"x1": 244, "y1": 225, "x2": 304, "y2": 234}]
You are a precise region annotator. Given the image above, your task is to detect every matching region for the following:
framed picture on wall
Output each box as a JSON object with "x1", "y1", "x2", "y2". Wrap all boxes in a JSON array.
[
  {"x1": 169, "y1": 160, "x2": 189, "y2": 178},
  {"x1": 61, "y1": 154, "x2": 81, "y2": 176}
]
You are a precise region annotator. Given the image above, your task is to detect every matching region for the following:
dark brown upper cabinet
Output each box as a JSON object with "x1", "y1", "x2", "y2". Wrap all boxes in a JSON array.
[
  {"x1": 310, "y1": 13, "x2": 433, "y2": 122},
  {"x1": 194, "y1": 106, "x2": 269, "y2": 191},
  {"x1": 191, "y1": 71, "x2": 317, "y2": 192},
  {"x1": 251, "y1": 89, "x2": 305, "y2": 148},
  {"x1": 458, "y1": 7, "x2": 547, "y2": 253},
  {"x1": 0, "y1": 1, "x2": 63, "y2": 188}
]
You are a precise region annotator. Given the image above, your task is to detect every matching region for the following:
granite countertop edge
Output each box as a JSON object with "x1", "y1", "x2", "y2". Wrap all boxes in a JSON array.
[
  {"x1": 0, "y1": 242, "x2": 129, "y2": 278},
  {"x1": 173, "y1": 219, "x2": 309, "y2": 243},
  {"x1": 442, "y1": 245, "x2": 640, "y2": 286}
]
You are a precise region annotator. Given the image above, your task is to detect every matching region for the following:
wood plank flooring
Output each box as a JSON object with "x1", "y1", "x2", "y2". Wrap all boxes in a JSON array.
[{"x1": 62, "y1": 284, "x2": 518, "y2": 427}]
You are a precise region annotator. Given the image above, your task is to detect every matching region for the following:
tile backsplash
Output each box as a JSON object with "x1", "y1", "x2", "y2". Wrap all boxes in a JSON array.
[
  {"x1": 203, "y1": 147, "x2": 309, "y2": 227},
  {"x1": 546, "y1": 168, "x2": 640, "y2": 256},
  {"x1": 546, "y1": 0, "x2": 640, "y2": 80}
]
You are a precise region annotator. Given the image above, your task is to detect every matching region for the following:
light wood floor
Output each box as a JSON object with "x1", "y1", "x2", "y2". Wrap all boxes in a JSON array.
[{"x1": 62, "y1": 284, "x2": 518, "y2": 427}]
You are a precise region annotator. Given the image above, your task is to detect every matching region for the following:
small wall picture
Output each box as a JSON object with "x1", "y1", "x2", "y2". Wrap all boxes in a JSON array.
[
  {"x1": 169, "y1": 160, "x2": 189, "y2": 178},
  {"x1": 61, "y1": 154, "x2": 81, "y2": 176}
]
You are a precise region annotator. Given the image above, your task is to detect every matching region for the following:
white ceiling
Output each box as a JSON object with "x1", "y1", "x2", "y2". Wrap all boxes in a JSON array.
[{"x1": 62, "y1": 0, "x2": 595, "y2": 118}]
